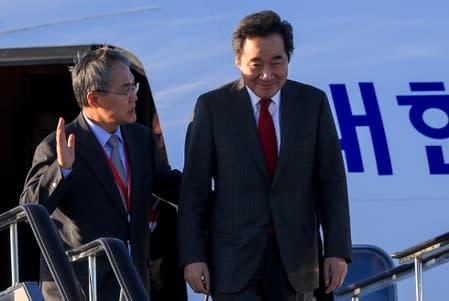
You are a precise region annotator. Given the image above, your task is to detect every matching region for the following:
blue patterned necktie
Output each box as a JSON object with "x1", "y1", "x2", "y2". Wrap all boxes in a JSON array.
[{"x1": 107, "y1": 134, "x2": 127, "y2": 185}]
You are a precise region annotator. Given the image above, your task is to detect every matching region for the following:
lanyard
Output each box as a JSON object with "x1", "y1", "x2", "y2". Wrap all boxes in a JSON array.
[
  {"x1": 148, "y1": 199, "x2": 161, "y2": 232},
  {"x1": 101, "y1": 145, "x2": 132, "y2": 214}
]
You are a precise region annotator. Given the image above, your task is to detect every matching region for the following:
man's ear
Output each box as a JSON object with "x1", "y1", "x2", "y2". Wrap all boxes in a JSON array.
[
  {"x1": 86, "y1": 91, "x2": 100, "y2": 108},
  {"x1": 235, "y1": 56, "x2": 241, "y2": 68}
]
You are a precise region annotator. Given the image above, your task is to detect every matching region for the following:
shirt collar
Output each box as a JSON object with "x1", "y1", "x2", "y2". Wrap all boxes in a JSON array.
[
  {"x1": 245, "y1": 86, "x2": 281, "y2": 109},
  {"x1": 82, "y1": 112, "x2": 123, "y2": 147}
]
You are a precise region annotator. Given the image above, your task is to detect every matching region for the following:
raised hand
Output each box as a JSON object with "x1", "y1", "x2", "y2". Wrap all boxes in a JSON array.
[{"x1": 56, "y1": 117, "x2": 75, "y2": 169}]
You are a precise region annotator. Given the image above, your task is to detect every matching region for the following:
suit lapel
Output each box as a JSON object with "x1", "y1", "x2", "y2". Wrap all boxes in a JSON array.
[
  {"x1": 276, "y1": 81, "x2": 306, "y2": 181},
  {"x1": 230, "y1": 80, "x2": 269, "y2": 178},
  {"x1": 121, "y1": 125, "x2": 144, "y2": 221},
  {"x1": 74, "y1": 114, "x2": 128, "y2": 218}
]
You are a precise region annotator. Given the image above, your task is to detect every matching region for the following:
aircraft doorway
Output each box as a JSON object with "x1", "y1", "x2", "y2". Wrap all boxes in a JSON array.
[{"x1": 0, "y1": 45, "x2": 161, "y2": 291}]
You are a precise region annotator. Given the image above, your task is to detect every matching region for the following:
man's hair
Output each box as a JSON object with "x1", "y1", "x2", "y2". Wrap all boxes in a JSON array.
[
  {"x1": 70, "y1": 45, "x2": 130, "y2": 107},
  {"x1": 232, "y1": 10, "x2": 294, "y2": 61}
]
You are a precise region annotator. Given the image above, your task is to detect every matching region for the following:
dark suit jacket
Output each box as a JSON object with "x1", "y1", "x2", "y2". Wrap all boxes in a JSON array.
[
  {"x1": 150, "y1": 201, "x2": 187, "y2": 301},
  {"x1": 20, "y1": 113, "x2": 180, "y2": 300},
  {"x1": 178, "y1": 79, "x2": 351, "y2": 293}
]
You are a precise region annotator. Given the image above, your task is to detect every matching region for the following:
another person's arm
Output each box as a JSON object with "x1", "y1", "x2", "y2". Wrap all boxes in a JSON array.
[
  {"x1": 315, "y1": 92, "x2": 352, "y2": 292},
  {"x1": 178, "y1": 96, "x2": 214, "y2": 294}
]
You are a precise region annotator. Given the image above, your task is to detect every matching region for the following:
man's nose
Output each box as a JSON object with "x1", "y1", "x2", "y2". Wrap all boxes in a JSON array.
[
  {"x1": 130, "y1": 91, "x2": 138, "y2": 102},
  {"x1": 259, "y1": 67, "x2": 273, "y2": 80}
]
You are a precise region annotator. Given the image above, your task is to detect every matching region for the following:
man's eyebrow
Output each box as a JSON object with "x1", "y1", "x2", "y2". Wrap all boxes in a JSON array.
[
  {"x1": 249, "y1": 57, "x2": 262, "y2": 63},
  {"x1": 249, "y1": 55, "x2": 283, "y2": 63}
]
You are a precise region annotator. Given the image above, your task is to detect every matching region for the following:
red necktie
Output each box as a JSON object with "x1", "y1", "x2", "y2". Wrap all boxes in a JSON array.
[{"x1": 258, "y1": 99, "x2": 278, "y2": 177}]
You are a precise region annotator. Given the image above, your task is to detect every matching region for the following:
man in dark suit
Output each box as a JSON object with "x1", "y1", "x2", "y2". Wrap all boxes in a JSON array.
[
  {"x1": 178, "y1": 11, "x2": 351, "y2": 301},
  {"x1": 20, "y1": 46, "x2": 180, "y2": 300}
]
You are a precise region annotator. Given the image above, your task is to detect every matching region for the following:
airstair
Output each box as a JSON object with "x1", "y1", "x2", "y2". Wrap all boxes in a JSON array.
[
  {"x1": 4, "y1": 203, "x2": 449, "y2": 301},
  {"x1": 335, "y1": 232, "x2": 449, "y2": 301},
  {"x1": 0, "y1": 204, "x2": 149, "y2": 301}
]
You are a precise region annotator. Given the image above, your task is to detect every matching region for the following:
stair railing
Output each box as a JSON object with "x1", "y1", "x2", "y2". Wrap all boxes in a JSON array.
[
  {"x1": 335, "y1": 231, "x2": 449, "y2": 301},
  {"x1": 66, "y1": 237, "x2": 149, "y2": 301},
  {"x1": 0, "y1": 204, "x2": 84, "y2": 300}
]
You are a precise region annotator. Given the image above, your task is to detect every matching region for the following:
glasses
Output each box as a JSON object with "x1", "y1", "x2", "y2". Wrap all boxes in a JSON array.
[{"x1": 97, "y1": 82, "x2": 139, "y2": 97}]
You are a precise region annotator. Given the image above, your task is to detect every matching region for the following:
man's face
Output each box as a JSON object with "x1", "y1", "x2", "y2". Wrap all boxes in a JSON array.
[
  {"x1": 95, "y1": 61, "x2": 138, "y2": 131},
  {"x1": 236, "y1": 33, "x2": 288, "y2": 99}
]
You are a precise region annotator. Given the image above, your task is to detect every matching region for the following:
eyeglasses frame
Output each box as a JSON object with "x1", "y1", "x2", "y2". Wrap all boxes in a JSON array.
[{"x1": 96, "y1": 82, "x2": 140, "y2": 97}]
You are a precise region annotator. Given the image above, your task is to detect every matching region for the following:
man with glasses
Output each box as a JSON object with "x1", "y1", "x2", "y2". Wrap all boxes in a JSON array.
[{"x1": 20, "y1": 46, "x2": 181, "y2": 301}]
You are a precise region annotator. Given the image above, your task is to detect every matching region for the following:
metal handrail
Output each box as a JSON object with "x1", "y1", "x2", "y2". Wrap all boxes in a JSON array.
[
  {"x1": 66, "y1": 237, "x2": 149, "y2": 301},
  {"x1": 391, "y1": 231, "x2": 449, "y2": 264},
  {"x1": 335, "y1": 232, "x2": 449, "y2": 301},
  {"x1": 0, "y1": 204, "x2": 84, "y2": 301}
]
